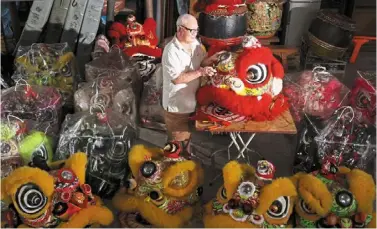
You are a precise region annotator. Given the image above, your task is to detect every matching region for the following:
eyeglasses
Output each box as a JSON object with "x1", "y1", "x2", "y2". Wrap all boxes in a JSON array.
[{"x1": 179, "y1": 25, "x2": 199, "y2": 34}]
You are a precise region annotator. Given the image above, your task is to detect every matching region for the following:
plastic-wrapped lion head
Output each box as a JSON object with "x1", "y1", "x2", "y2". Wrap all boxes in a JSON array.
[
  {"x1": 292, "y1": 165, "x2": 376, "y2": 228},
  {"x1": 203, "y1": 160, "x2": 297, "y2": 228},
  {"x1": 1, "y1": 153, "x2": 114, "y2": 228},
  {"x1": 113, "y1": 144, "x2": 204, "y2": 228}
]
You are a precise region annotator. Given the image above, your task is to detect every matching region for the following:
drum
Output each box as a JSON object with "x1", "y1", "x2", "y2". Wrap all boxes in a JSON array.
[
  {"x1": 308, "y1": 10, "x2": 356, "y2": 60},
  {"x1": 246, "y1": 0, "x2": 285, "y2": 39},
  {"x1": 198, "y1": 4, "x2": 247, "y2": 47}
]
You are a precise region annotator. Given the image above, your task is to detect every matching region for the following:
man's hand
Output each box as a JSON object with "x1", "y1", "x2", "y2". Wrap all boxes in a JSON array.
[
  {"x1": 201, "y1": 52, "x2": 222, "y2": 67},
  {"x1": 199, "y1": 66, "x2": 217, "y2": 77}
]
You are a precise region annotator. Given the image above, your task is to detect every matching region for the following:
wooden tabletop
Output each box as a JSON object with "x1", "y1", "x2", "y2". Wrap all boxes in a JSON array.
[{"x1": 195, "y1": 110, "x2": 297, "y2": 134}]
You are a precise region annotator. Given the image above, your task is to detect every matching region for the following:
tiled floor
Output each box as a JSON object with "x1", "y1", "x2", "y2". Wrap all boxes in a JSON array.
[{"x1": 108, "y1": 51, "x2": 376, "y2": 227}]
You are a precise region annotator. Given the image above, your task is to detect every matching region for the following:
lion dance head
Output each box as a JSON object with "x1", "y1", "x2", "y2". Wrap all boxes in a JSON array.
[
  {"x1": 112, "y1": 144, "x2": 204, "y2": 228},
  {"x1": 203, "y1": 160, "x2": 297, "y2": 228},
  {"x1": 293, "y1": 164, "x2": 376, "y2": 228},
  {"x1": 1, "y1": 152, "x2": 113, "y2": 228}
]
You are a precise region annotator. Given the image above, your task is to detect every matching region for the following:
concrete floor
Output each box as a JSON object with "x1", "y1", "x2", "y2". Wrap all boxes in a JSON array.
[{"x1": 107, "y1": 51, "x2": 376, "y2": 227}]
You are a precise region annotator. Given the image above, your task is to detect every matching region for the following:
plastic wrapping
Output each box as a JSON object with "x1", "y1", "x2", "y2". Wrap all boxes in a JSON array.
[
  {"x1": 292, "y1": 115, "x2": 324, "y2": 174},
  {"x1": 139, "y1": 64, "x2": 166, "y2": 131},
  {"x1": 74, "y1": 75, "x2": 137, "y2": 126},
  {"x1": 85, "y1": 48, "x2": 142, "y2": 114},
  {"x1": 55, "y1": 110, "x2": 137, "y2": 198},
  {"x1": 0, "y1": 117, "x2": 55, "y2": 178},
  {"x1": 11, "y1": 43, "x2": 80, "y2": 107},
  {"x1": 91, "y1": 35, "x2": 110, "y2": 60},
  {"x1": 1, "y1": 84, "x2": 63, "y2": 138},
  {"x1": 284, "y1": 66, "x2": 349, "y2": 122},
  {"x1": 85, "y1": 47, "x2": 139, "y2": 82},
  {"x1": 349, "y1": 70, "x2": 376, "y2": 126},
  {"x1": 314, "y1": 106, "x2": 376, "y2": 170}
]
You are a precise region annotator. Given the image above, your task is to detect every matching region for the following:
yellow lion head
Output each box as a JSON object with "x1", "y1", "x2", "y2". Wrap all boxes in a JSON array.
[
  {"x1": 1, "y1": 153, "x2": 113, "y2": 228},
  {"x1": 293, "y1": 167, "x2": 376, "y2": 228},
  {"x1": 203, "y1": 160, "x2": 297, "y2": 228},
  {"x1": 112, "y1": 144, "x2": 204, "y2": 228}
]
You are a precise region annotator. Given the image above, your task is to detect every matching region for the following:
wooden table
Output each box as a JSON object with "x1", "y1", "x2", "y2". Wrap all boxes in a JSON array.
[{"x1": 195, "y1": 110, "x2": 297, "y2": 165}]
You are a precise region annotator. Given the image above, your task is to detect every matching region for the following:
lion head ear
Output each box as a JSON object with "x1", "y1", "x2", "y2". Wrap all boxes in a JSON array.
[
  {"x1": 295, "y1": 174, "x2": 332, "y2": 216},
  {"x1": 222, "y1": 161, "x2": 244, "y2": 201},
  {"x1": 128, "y1": 145, "x2": 163, "y2": 179},
  {"x1": 346, "y1": 169, "x2": 375, "y2": 214},
  {"x1": 162, "y1": 161, "x2": 203, "y2": 197}
]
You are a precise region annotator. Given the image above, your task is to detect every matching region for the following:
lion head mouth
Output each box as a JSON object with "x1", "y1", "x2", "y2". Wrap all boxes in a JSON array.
[{"x1": 119, "y1": 212, "x2": 153, "y2": 228}]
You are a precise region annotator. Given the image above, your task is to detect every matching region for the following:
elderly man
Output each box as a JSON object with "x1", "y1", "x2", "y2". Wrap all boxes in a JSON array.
[{"x1": 162, "y1": 14, "x2": 219, "y2": 154}]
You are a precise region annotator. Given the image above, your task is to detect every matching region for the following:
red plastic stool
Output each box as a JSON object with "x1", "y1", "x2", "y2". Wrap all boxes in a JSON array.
[{"x1": 350, "y1": 36, "x2": 376, "y2": 64}]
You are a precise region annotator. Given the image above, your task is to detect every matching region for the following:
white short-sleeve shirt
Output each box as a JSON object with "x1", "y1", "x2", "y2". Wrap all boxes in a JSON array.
[{"x1": 162, "y1": 36, "x2": 207, "y2": 113}]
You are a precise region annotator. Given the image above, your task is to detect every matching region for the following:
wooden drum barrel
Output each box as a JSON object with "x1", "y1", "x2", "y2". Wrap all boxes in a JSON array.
[
  {"x1": 198, "y1": 4, "x2": 247, "y2": 47},
  {"x1": 246, "y1": 0, "x2": 285, "y2": 39},
  {"x1": 308, "y1": 10, "x2": 357, "y2": 60}
]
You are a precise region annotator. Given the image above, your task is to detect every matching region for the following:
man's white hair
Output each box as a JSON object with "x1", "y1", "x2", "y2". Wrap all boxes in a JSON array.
[{"x1": 176, "y1": 14, "x2": 196, "y2": 27}]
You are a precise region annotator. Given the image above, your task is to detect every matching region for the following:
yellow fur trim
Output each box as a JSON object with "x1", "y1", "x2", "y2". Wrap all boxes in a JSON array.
[
  {"x1": 337, "y1": 166, "x2": 351, "y2": 174},
  {"x1": 1, "y1": 167, "x2": 54, "y2": 219},
  {"x1": 297, "y1": 174, "x2": 332, "y2": 216},
  {"x1": 58, "y1": 205, "x2": 113, "y2": 228},
  {"x1": 240, "y1": 163, "x2": 255, "y2": 178},
  {"x1": 346, "y1": 169, "x2": 376, "y2": 214},
  {"x1": 128, "y1": 145, "x2": 163, "y2": 178},
  {"x1": 112, "y1": 192, "x2": 140, "y2": 212},
  {"x1": 255, "y1": 178, "x2": 297, "y2": 215},
  {"x1": 62, "y1": 152, "x2": 87, "y2": 184},
  {"x1": 114, "y1": 194, "x2": 192, "y2": 228},
  {"x1": 223, "y1": 161, "x2": 243, "y2": 200},
  {"x1": 163, "y1": 161, "x2": 202, "y2": 197},
  {"x1": 289, "y1": 172, "x2": 305, "y2": 187}
]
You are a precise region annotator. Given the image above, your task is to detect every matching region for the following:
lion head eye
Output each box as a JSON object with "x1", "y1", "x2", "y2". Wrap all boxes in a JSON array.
[
  {"x1": 267, "y1": 196, "x2": 290, "y2": 219},
  {"x1": 246, "y1": 64, "x2": 267, "y2": 84},
  {"x1": 15, "y1": 183, "x2": 48, "y2": 215}
]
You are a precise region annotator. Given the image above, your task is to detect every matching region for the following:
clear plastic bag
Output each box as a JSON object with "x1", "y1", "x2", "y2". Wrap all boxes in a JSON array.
[
  {"x1": 85, "y1": 47, "x2": 139, "y2": 83},
  {"x1": 74, "y1": 75, "x2": 137, "y2": 126},
  {"x1": 292, "y1": 115, "x2": 324, "y2": 174},
  {"x1": 11, "y1": 43, "x2": 80, "y2": 107},
  {"x1": 91, "y1": 35, "x2": 110, "y2": 60},
  {"x1": 0, "y1": 116, "x2": 55, "y2": 178},
  {"x1": 139, "y1": 64, "x2": 166, "y2": 131},
  {"x1": 284, "y1": 66, "x2": 349, "y2": 122},
  {"x1": 314, "y1": 106, "x2": 376, "y2": 171},
  {"x1": 0, "y1": 84, "x2": 63, "y2": 138},
  {"x1": 55, "y1": 109, "x2": 137, "y2": 198},
  {"x1": 349, "y1": 70, "x2": 376, "y2": 126},
  {"x1": 85, "y1": 47, "x2": 142, "y2": 115}
]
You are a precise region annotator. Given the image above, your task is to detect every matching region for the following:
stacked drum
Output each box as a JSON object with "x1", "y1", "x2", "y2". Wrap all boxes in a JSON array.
[
  {"x1": 246, "y1": 0, "x2": 285, "y2": 39},
  {"x1": 307, "y1": 10, "x2": 357, "y2": 60},
  {"x1": 198, "y1": 1, "x2": 248, "y2": 48}
]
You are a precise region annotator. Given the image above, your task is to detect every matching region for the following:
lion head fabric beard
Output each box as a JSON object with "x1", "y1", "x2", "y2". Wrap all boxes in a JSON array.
[
  {"x1": 112, "y1": 144, "x2": 204, "y2": 228},
  {"x1": 292, "y1": 162, "x2": 376, "y2": 228},
  {"x1": 1, "y1": 153, "x2": 114, "y2": 228},
  {"x1": 203, "y1": 160, "x2": 297, "y2": 228}
]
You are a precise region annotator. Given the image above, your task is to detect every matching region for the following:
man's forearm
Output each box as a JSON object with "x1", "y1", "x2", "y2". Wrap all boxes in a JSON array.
[
  {"x1": 172, "y1": 69, "x2": 202, "y2": 84},
  {"x1": 201, "y1": 57, "x2": 213, "y2": 67}
]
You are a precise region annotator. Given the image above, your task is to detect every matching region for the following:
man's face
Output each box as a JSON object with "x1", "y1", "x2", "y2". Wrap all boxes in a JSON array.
[{"x1": 179, "y1": 18, "x2": 199, "y2": 43}]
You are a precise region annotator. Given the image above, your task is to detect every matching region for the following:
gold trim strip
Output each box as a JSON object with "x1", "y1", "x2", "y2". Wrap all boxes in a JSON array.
[{"x1": 307, "y1": 32, "x2": 347, "y2": 52}]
